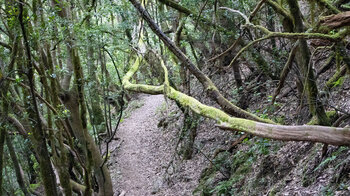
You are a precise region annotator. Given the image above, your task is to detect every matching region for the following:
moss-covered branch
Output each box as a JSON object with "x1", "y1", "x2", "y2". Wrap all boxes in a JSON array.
[
  {"x1": 122, "y1": 56, "x2": 350, "y2": 146},
  {"x1": 316, "y1": 0, "x2": 341, "y2": 14},
  {"x1": 266, "y1": 0, "x2": 293, "y2": 24},
  {"x1": 226, "y1": 27, "x2": 343, "y2": 68},
  {"x1": 129, "y1": 0, "x2": 274, "y2": 124}
]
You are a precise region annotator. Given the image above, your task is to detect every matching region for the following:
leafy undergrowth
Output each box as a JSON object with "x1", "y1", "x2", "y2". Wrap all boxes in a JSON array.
[{"x1": 195, "y1": 139, "x2": 350, "y2": 195}]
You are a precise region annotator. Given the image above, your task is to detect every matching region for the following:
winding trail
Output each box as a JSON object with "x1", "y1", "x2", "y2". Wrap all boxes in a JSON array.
[{"x1": 109, "y1": 95, "x2": 166, "y2": 195}]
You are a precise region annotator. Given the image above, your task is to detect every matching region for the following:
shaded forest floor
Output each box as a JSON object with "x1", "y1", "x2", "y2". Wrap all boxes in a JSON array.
[
  {"x1": 108, "y1": 94, "x2": 216, "y2": 196},
  {"x1": 109, "y1": 94, "x2": 169, "y2": 195}
]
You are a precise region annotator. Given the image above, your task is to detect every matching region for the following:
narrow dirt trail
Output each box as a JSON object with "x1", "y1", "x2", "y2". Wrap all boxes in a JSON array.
[{"x1": 109, "y1": 95, "x2": 166, "y2": 196}]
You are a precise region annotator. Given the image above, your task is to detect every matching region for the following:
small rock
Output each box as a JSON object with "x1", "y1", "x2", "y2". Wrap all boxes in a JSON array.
[{"x1": 151, "y1": 178, "x2": 163, "y2": 194}]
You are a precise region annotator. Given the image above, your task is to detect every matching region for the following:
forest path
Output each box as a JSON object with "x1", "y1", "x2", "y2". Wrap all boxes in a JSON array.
[{"x1": 109, "y1": 94, "x2": 167, "y2": 196}]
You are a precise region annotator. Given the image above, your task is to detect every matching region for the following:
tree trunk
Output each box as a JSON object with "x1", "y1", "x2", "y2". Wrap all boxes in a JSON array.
[
  {"x1": 86, "y1": 17, "x2": 104, "y2": 134},
  {"x1": 19, "y1": 2, "x2": 59, "y2": 195},
  {"x1": 287, "y1": 0, "x2": 330, "y2": 126},
  {"x1": 182, "y1": 111, "x2": 199, "y2": 160},
  {"x1": 62, "y1": 91, "x2": 113, "y2": 196},
  {"x1": 5, "y1": 131, "x2": 30, "y2": 196},
  {"x1": 0, "y1": 126, "x2": 5, "y2": 195},
  {"x1": 45, "y1": 43, "x2": 73, "y2": 196},
  {"x1": 51, "y1": 1, "x2": 113, "y2": 194}
]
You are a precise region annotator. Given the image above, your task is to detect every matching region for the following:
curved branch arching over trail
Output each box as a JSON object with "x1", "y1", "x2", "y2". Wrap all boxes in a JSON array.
[{"x1": 122, "y1": 55, "x2": 350, "y2": 146}]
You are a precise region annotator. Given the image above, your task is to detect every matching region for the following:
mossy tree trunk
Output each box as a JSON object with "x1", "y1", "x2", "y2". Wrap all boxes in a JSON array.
[
  {"x1": 62, "y1": 90, "x2": 113, "y2": 196},
  {"x1": 86, "y1": 11, "x2": 104, "y2": 135},
  {"x1": 45, "y1": 44, "x2": 73, "y2": 196},
  {"x1": 5, "y1": 131, "x2": 30, "y2": 196},
  {"x1": 52, "y1": 1, "x2": 113, "y2": 194},
  {"x1": 0, "y1": 123, "x2": 5, "y2": 195},
  {"x1": 182, "y1": 110, "x2": 200, "y2": 160},
  {"x1": 173, "y1": 15, "x2": 199, "y2": 160},
  {"x1": 19, "y1": 2, "x2": 59, "y2": 195},
  {"x1": 287, "y1": 0, "x2": 330, "y2": 126}
]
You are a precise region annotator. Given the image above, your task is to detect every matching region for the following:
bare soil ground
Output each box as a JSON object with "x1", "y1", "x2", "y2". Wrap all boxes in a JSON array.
[
  {"x1": 108, "y1": 94, "x2": 237, "y2": 196},
  {"x1": 108, "y1": 94, "x2": 167, "y2": 196},
  {"x1": 107, "y1": 94, "x2": 216, "y2": 196}
]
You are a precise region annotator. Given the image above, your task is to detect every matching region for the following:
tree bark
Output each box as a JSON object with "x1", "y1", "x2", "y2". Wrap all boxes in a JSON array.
[
  {"x1": 5, "y1": 131, "x2": 30, "y2": 196},
  {"x1": 287, "y1": 0, "x2": 330, "y2": 126},
  {"x1": 0, "y1": 126, "x2": 5, "y2": 195},
  {"x1": 321, "y1": 11, "x2": 350, "y2": 29},
  {"x1": 62, "y1": 91, "x2": 113, "y2": 196},
  {"x1": 86, "y1": 15, "x2": 104, "y2": 134},
  {"x1": 18, "y1": 2, "x2": 59, "y2": 195}
]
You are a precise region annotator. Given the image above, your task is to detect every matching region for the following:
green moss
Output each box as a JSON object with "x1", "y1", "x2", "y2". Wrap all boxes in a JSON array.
[
  {"x1": 326, "y1": 75, "x2": 345, "y2": 89},
  {"x1": 307, "y1": 110, "x2": 338, "y2": 125},
  {"x1": 226, "y1": 118, "x2": 257, "y2": 133},
  {"x1": 205, "y1": 84, "x2": 217, "y2": 91}
]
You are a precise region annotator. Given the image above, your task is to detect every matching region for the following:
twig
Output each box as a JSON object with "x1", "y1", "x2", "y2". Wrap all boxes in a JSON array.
[
  {"x1": 212, "y1": 133, "x2": 248, "y2": 159},
  {"x1": 100, "y1": 48, "x2": 125, "y2": 168},
  {"x1": 219, "y1": 7, "x2": 250, "y2": 25},
  {"x1": 194, "y1": 0, "x2": 209, "y2": 30},
  {"x1": 194, "y1": 145, "x2": 229, "y2": 179},
  {"x1": 249, "y1": 0, "x2": 268, "y2": 21},
  {"x1": 333, "y1": 114, "x2": 350, "y2": 127},
  {"x1": 208, "y1": 36, "x2": 242, "y2": 62},
  {"x1": 272, "y1": 41, "x2": 299, "y2": 103}
]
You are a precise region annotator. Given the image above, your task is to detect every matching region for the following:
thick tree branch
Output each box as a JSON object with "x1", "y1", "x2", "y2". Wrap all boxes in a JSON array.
[
  {"x1": 128, "y1": 0, "x2": 274, "y2": 124},
  {"x1": 266, "y1": 0, "x2": 293, "y2": 24},
  {"x1": 158, "y1": 0, "x2": 191, "y2": 15},
  {"x1": 320, "y1": 11, "x2": 350, "y2": 29},
  {"x1": 123, "y1": 55, "x2": 350, "y2": 146}
]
